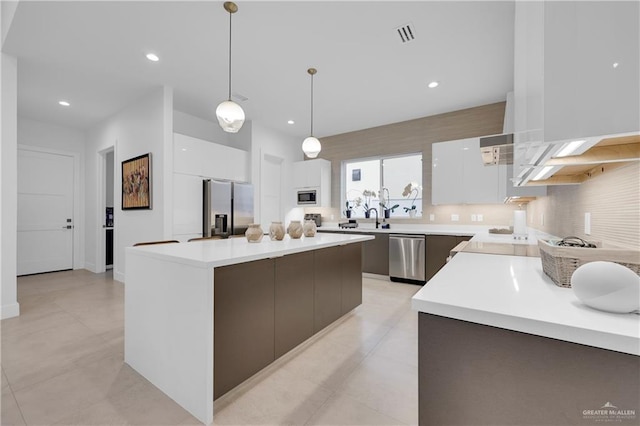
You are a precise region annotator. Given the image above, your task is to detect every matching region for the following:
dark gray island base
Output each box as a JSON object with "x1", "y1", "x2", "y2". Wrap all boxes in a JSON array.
[
  {"x1": 419, "y1": 313, "x2": 640, "y2": 425},
  {"x1": 214, "y1": 243, "x2": 362, "y2": 399}
]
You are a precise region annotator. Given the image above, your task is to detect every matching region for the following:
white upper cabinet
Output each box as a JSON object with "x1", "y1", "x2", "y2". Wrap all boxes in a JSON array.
[
  {"x1": 514, "y1": 1, "x2": 639, "y2": 183},
  {"x1": 544, "y1": 1, "x2": 639, "y2": 143},
  {"x1": 432, "y1": 138, "x2": 503, "y2": 205},
  {"x1": 292, "y1": 158, "x2": 331, "y2": 207},
  {"x1": 173, "y1": 133, "x2": 249, "y2": 182},
  {"x1": 293, "y1": 158, "x2": 331, "y2": 188}
]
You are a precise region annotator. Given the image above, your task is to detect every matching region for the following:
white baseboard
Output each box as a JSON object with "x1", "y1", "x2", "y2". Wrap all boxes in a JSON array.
[
  {"x1": 84, "y1": 262, "x2": 98, "y2": 273},
  {"x1": 114, "y1": 270, "x2": 125, "y2": 283},
  {"x1": 1, "y1": 302, "x2": 20, "y2": 319},
  {"x1": 362, "y1": 273, "x2": 390, "y2": 281}
]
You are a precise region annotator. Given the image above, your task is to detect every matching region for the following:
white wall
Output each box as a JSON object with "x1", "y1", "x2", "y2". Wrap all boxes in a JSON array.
[
  {"x1": 250, "y1": 121, "x2": 304, "y2": 230},
  {"x1": 17, "y1": 117, "x2": 87, "y2": 272},
  {"x1": 173, "y1": 110, "x2": 251, "y2": 152},
  {"x1": 1, "y1": 53, "x2": 19, "y2": 319},
  {"x1": 85, "y1": 87, "x2": 173, "y2": 282}
]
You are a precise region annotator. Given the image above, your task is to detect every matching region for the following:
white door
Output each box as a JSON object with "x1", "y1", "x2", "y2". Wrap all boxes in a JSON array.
[{"x1": 17, "y1": 149, "x2": 74, "y2": 275}]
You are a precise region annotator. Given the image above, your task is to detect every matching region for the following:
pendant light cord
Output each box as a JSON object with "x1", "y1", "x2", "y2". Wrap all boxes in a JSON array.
[
  {"x1": 310, "y1": 72, "x2": 314, "y2": 136},
  {"x1": 228, "y1": 11, "x2": 232, "y2": 101}
]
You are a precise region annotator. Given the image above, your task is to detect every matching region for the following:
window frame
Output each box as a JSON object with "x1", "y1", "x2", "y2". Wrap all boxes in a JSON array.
[{"x1": 341, "y1": 152, "x2": 423, "y2": 219}]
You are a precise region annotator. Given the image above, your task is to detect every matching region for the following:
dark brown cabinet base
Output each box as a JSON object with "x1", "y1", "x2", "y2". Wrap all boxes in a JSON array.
[
  {"x1": 419, "y1": 313, "x2": 640, "y2": 425},
  {"x1": 425, "y1": 235, "x2": 470, "y2": 281},
  {"x1": 213, "y1": 243, "x2": 363, "y2": 399}
]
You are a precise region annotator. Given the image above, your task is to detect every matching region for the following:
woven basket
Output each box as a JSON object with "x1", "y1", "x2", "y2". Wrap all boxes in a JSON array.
[{"x1": 538, "y1": 239, "x2": 640, "y2": 288}]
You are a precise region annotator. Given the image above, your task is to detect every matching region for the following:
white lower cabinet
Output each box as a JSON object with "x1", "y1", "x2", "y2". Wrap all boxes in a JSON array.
[{"x1": 432, "y1": 137, "x2": 502, "y2": 205}]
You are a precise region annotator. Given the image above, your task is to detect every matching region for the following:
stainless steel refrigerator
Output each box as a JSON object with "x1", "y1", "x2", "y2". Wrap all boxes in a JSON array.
[{"x1": 203, "y1": 180, "x2": 254, "y2": 238}]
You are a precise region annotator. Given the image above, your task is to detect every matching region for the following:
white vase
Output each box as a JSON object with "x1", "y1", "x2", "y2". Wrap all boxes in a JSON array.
[
  {"x1": 303, "y1": 220, "x2": 317, "y2": 237},
  {"x1": 287, "y1": 220, "x2": 303, "y2": 239},
  {"x1": 245, "y1": 223, "x2": 264, "y2": 243},
  {"x1": 269, "y1": 222, "x2": 285, "y2": 241},
  {"x1": 409, "y1": 210, "x2": 417, "y2": 218}
]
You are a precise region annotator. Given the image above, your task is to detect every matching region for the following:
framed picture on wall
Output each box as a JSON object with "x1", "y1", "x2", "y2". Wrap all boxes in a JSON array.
[
  {"x1": 352, "y1": 169, "x2": 361, "y2": 181},
  {"x1": 122, "y1": 153, "x2": 151, "y2": 210}
]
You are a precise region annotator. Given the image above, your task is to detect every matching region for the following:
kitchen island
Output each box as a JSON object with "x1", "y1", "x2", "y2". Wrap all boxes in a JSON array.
[
  {"x1": 124, "y1": 233, "x2": 373, "y2": 425},
  {"x1": 412, "y1": 251, "x2": 640, "y2": 425}
]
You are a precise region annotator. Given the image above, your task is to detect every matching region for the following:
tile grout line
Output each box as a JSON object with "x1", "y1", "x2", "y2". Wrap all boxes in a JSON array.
[{"x1": 6, "y1": 379, "x2": 29, "y2": 426}]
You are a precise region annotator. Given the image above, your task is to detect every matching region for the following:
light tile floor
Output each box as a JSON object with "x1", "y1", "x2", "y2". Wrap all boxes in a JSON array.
[{"x1": 1, "y1": 270, "x2": 420, "y2": 426}]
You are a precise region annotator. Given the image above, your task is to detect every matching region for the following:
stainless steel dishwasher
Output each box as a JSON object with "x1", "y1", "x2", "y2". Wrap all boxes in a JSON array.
[{"x1": 389, "y1": 234, "x2": 426, "y2": 284}]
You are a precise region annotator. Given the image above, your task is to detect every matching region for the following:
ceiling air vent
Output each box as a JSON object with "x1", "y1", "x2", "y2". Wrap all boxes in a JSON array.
[{"x1": 395, "y1": 23, "x2": 416, "y2": 44}]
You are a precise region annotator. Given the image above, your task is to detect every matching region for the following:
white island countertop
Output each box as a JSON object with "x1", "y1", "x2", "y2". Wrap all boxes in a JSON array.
[
  {"x1": 412, "y1": 252, "x2": 640, "y2": 355},
  {"x1": 127, "y1": 232, "x2": 374, "y2": 269}
]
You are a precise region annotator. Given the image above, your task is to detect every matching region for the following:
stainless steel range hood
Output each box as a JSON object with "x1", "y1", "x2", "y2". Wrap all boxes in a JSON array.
[{"x1": 480, "y1": 133, "x2": 514, "y2": 165}]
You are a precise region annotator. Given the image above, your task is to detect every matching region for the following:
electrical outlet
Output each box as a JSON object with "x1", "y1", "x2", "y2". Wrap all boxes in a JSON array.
[
  {"x1": 585, "y1": 212, "x2": 591, "y2": 235},
  {"x1": 477, "y1": 214, "x2": 483, "y2": 222},
  {"x1": 330, "y1": 214, "x2": 334, "y2": 221},
  {"x1": 429, "y1": 214, "x2": 435, "y2": 221},
  {"x1": 541, "y1": 213, "x2": 544, "y2": 226},
  {"x1": 471, "y1": 214, "x2": 477, "y2": 222},
  {"x1": 451, "y1": 214, "x2": 459, "y2": 222}
]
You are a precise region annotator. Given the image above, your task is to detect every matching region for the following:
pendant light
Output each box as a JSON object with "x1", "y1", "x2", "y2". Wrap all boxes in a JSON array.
[
  {"x1": 216, "y1": 1, "x2": 245, "y2": 133},
  {"x1": 302, "y1": 68, "x2": 322, "y2": 158}
]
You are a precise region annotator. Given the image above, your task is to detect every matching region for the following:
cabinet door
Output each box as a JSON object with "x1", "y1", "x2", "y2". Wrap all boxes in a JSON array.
[
  {"x1": 341, "y1": 243, "x2": 363, "y2": 314},
  {"x1": 544, "y1": 1, "x2": 639, "y2": 142},
  {"x1": 173, "y1": 173, "x2": 203, "y2": 236},
  {"x1": 314, "y1": 246, "x2": 343, "y2": 333},
  {"x1": 214, "y1": 259, "x2": 275, "y2": 399},
  {"x1": 274, "y1": 252, "x2": 315, "y2": 358},
  {"x1": 426, "y1": 235, "x2": 458, "y2": 281},
  {"x1": 432, "y1": 141, "x2": 464, "y2": 204},
  {"x1": 461, "y1": 138, "x2": 500, "y2": 204},
  {"x1": 362, "y1": 233, "x2": 389, "y2": 275}
]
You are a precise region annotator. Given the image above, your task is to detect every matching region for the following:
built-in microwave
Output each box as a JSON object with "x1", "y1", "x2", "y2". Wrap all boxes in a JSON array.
[{"x1": 297, "y1": 188, "x2": 318, "y2": 205}]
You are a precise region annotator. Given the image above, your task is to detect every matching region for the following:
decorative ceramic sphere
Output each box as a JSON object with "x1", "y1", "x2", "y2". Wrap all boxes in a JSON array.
[
  {"x1": 303, "y1": 220, "x2": 317, "y2": 237},
  {"x1": 269, "y1": 222, "x2": 285, "y2": 241},
  {"x1": 287, "y1": 220, "x2": 303, "y2": 239},
  {"x1": 245, "y1": 223, "x2": 264, "y2": 243},
  {"x1": 571, "y1": 261, "x2": 640, "y2": 313}
]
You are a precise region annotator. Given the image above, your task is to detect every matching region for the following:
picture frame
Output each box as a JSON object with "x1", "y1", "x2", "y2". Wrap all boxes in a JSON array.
[
  {"x1": 352, "y1": 168, "x2": 361, "y2": 181},
  {"x1": 122, "y1": 153, "x2": 151, "y2": 210}
]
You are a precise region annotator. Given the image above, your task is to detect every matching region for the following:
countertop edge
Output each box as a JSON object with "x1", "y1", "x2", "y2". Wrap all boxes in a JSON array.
[
  {"x1": 127, "y1": 234, "x2": 374, "y2": 268},
  {"x1": 411, "y1": 298, "x2": 639, "y2": 356}
]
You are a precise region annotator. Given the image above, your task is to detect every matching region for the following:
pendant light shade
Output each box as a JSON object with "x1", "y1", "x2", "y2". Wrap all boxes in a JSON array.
[
  {"x1": 216, "y1": 100, "x2": 245, "y2": 133},
  {"x1": 302, "y1": 136, "x2": 321, "y2": 158},
  {"x1": 216, "y1": 2, "x2": 245, "y2": 133},
  {"x1": 302, "y1": 68, "x2": 321, "y2": 158}
]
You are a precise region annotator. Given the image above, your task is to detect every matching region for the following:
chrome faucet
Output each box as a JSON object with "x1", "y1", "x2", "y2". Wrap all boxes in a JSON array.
[{"x1": 367, "y1": 208, "x2": 380, "y2": 229}]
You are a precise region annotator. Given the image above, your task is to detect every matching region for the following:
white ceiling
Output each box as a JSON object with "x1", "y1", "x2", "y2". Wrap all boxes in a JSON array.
[{"x1": 2, "y1": 1, "x2": 515, "y2": 139}]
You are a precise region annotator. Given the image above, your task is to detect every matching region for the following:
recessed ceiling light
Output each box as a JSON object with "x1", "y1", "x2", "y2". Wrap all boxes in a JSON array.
[
  {"x1": 613, "y1": 62, "x2": 619, "y2": 68},
  {"x1": 428, "y1": 81, "x2": 439, "y2": 89},
  {"x1": 58, "y1": 100, "x2": 70, "y2": 107},
  {"x1": 146, "y1": 53, "x2": 160, "y2": 62},
  {"x1": 287, "y1": 120, "x2": 295, "y2": 125}
]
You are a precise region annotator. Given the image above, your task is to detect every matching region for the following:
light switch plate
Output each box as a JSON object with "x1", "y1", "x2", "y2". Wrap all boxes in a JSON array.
[
  {"x1": 541, "y1": 213, "x2": 544, "y2": 226},
  {"x1": 451, "y1": 214, "x2": 459, "y2": 222},
  {"x1": 429, "y1": 214, "x2": 435, "y2": 221},
  {"x1": 477, "y1": 214, "x2": 483, "y2": 222},
  {"x1": 471, "y1": 214, "x2": 477, "y2": 222}
]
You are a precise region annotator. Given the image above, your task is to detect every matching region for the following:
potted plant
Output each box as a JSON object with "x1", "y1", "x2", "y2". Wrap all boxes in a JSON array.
[
  {"x1": 378, "y1": 188, "x2": 399, "y2": 219},
  {"x1": 344, "y1": 200, "x2": 353, "y2": 218},
  {"x1": 344, "y1": 197, "x2": 362, "y2": 219},
  {"x1": 402, "y1": 182, "x2": 420, "y2": 218},
  {"x1": 362, "y1": 189, "x2": 376, "y2": 218}
]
